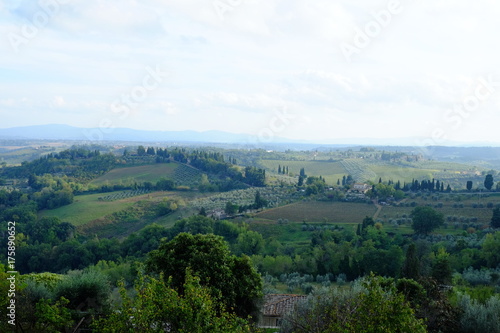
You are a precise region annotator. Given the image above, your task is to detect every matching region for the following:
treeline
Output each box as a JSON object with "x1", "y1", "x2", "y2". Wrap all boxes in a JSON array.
[
  {"x1": 2, "y1": 147, "x2": 117, "y2": 180},
  {"x1": 0, "y1": 174, "x2": 75, "y2": 210},
  {"x1": 0, "y1": 198, "x2": 182, "y2": 273},
  {"x1": 133, "y1": 146, "x2": 266, "y2": 187},
  {"x1": 0, "y1": 213, "x2": 261, "y2": 274}
]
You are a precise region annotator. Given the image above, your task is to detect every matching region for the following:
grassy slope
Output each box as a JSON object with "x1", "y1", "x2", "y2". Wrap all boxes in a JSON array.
[
  {"x1": 249, "y1": 222, "x2": 316, "y2": 247},
  {"x1": 39, "y1": 191, "x2": 187, "y2": 226},
  {"x1": 90, "y1": 163, "x2": 179, "y2": 186},
  {"x1": 258, "y1": 160, "x2": 347, "y2": 185},
  {"x1": 259, "y1": 158, "x2": 483, "y2": 187}
]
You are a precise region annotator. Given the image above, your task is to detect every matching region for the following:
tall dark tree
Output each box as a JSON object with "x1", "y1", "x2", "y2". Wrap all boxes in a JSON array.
[
  {"x1": 491, "y1": 207, "x2": 500, "y2": 228},
  {"x1": 402, "y1": 244, "x2": 420, "y2": 280},
  {"x1": 395, "y1": 180, "x2": 401, "y2": 191},
  {"x1": 278, "y1": 165, "x2": 282, "y2": 174},
  {"x1": 299, "y1": 168, "x2": 306, "y2": 178},
  {"x1": 199, "y1": 207, "x2": 207, "y2": 216},
  {"x1": 466, "y1": 180, "x2": 473, "y2": 191},
  {"x1": 253, "y1": 190, "x2": 267, "y2": 209},
  {"x1": 431, "y1": 249, "x2": 452, "y2": 285},
  {"x1": 484, "y1": 174, "x2": 494, "y2": 190},
  {"x1": 137, "y1": 145, "x2": 146, "y2": 156}
]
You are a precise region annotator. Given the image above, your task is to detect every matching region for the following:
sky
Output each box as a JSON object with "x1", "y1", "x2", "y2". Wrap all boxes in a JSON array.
[{"x1": 1, "y1": 0, "x2": 500, "y2": 145}]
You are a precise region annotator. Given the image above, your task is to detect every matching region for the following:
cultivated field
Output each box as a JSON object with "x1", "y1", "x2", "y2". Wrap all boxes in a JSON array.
[
  {"x1": 255, "y1": 201, "x2": 377, "y2": 223},
  {"x1": 259, "y1": 157, "x2": 486, "y2": 189},
  {"x1": 378, "y1": 193, "x2": 500, "y2": 227},
  {"x1": 90, "y1": 163, "x2": 202, "y2": 187},
  {"x1": 258, "y1": 160, "x2": 347, "y2": 185}
]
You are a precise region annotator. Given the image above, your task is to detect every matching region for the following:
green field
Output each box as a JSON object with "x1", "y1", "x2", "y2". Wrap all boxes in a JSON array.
[
  {"x1": 255, "y1": 201, "x2": 377, "y2": 223},
  {"x1": 90, "y1": 164, "x2": 178, "y2": 185},
  {"x1": 249, "y1": 222, "x2": 315, "y2": 247},
  {"x1": 367, "y1": 164, "x2": 436, "y2": 182},
  {"x1": 40, "y1": 193, "x2": 139, "y2": 226},
  {"x1": 258, "y1": 158, "x2": 485, "y2": 188},
  {"x1": 258, "y1": 160, "x2": 347, "y2": 185},
  {"x1": 40, "y1": 190, "x2": 189, "y2": 226},
  {"x1": 90, "y1": 163, "x2": 202, "y2": 187}
]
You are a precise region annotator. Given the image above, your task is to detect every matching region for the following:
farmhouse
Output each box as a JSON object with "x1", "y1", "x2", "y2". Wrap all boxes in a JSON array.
[
  {"x1": 352, "y1": 183, "x2": 371, "y2": 193},
  {"x1": 210, "y1": 209, "x2": 227, "y2": 220},
  {"x1": 259, "y1": 294, "x2": 307, "y2": 329}
]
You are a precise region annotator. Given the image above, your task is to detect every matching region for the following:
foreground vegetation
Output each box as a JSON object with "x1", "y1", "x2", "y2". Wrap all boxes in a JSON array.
[{"x1": 1, "y1": 144, "x2": 500, "y2": 332}]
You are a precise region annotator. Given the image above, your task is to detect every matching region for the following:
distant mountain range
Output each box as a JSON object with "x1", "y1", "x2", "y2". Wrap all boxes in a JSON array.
[
  {"x1": 1, "y1": 124, "x2": 499, "y2": 149},
  {"x1": 0, "y1": 124, "x2": 283, "y2": 144}
]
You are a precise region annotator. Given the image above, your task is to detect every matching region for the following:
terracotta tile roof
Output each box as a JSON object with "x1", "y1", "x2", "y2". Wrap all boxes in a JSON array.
[{"x1": 263, "y1": 294, "x2": 307, "y2": 317}]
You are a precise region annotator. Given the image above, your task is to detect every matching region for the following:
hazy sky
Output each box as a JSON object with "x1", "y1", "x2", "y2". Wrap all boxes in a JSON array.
[{"x1": 1, "y1": 0, "x2": 500, "y2": 144}]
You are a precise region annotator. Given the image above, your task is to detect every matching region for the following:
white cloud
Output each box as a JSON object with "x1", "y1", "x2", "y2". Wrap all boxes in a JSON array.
[
  {"x1": 1, "y1": 0, "x2": 500, "y2": 144},
  {"x1": 51, "y1": 96, "x2": 65, "y2": 108}
]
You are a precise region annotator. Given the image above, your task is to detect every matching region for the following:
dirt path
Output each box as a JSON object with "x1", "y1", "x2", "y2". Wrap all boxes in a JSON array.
[{"x1": 372, "y1": 202, "x2": 382, "y2": 220}]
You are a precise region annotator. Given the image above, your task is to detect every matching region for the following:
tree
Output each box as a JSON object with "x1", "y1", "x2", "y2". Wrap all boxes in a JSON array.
[
  {"x1": 485, "y1": 174, "x2": 494, "y2": 190},
  {"x1": 225, "y1": 201, "x2": 238, "y2": 215},
  {"x1": 235, "y1": 231, "x2": 264, "y2": 256},
  {"x1": 137, "y1": 145, "x2": 146, "y2": 156},
  {"x1": 54, "y1": 269, "x2": 111, "y2": 313},
  {"x1": 198, "y1": 207, "x2": 207, "y2": 216},
  {"x1": 299, "y1": 168, "x2": 306, "y2": 178},
  {"x1": 375, "y1": 183, "x2": 395, "y2": 200},
  {"x1": 482, "y1": 231, "x2": 500, "y2": 267},
  {"x1": 281, "y1": 274, "x2": 426, "y2": 333},
  {"x1": 466, "y1": 180, "x2": 473, "y2": 191},
  {"x1": 410, "y1": 206, "x2": 444, "y2": 235},
  {"x1": 156, "y1": 178, "x2": 174, "y2": 190},
  {"x1": 244, "y1": 166, "x2": 266, "y2": 187},
  {"x1": 402, "y1": 243, "x2": 420, "y2": 280},
  {"x1": 431, "y1": 248, "x2": 452, "y2": 285},
  {"x1": 93, "y1": 271, "x2": 253, "y2": 333},
  {"x1": 297, "y1": 175, "x2": 304, "y2": 187},
  {"x1": 146, "y1": 233, "x2": 262, "y2": 318},
  {"x1": 253, "y1": 190, "x2": 267, "y2": 209},
  {"x1": 491, "y1": 207, "x2": 500, "y2": 228}
]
